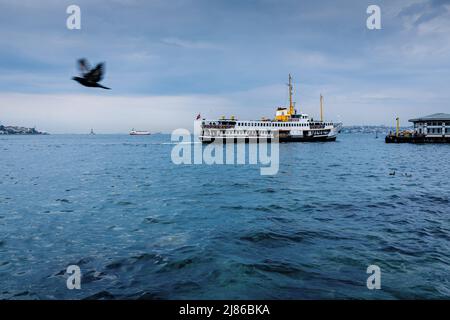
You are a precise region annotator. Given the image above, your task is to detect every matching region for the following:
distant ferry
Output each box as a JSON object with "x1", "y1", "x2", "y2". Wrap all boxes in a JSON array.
[
  {"x1": 130, "y1": 129, "x2": 151, "y2": 136},
  {"x1": 198, "y1": 75, "x2": 342, "y2": 143}
]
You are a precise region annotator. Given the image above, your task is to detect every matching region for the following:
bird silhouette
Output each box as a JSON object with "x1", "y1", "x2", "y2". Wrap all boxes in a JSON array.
[{"x1": 72, "y1": 58, "x2": 110, "y2": 90}]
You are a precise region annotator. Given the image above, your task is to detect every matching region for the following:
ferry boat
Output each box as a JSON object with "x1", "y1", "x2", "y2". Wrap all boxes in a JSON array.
[
  {"x1": 130, "y1": 129, "x2": 151, "y2": 136},
  {"x1": 198, "y1": 75, "x2": 342, "y2": 143}
]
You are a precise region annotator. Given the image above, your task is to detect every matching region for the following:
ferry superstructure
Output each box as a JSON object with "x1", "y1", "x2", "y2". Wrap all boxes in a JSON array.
[{"x1": 198, "y1": 75, "x2": 342, "y2": 143}]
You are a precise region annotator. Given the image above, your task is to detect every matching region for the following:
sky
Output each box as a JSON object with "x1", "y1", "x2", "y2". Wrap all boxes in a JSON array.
[{"x1": 0, "y1": 0, "x2": 449, "y2": 133}]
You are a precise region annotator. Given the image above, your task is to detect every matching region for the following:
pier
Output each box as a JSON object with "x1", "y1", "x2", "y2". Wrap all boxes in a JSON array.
[{"x1": 385, "y1": 114, "x2": 450, "y2": 144}]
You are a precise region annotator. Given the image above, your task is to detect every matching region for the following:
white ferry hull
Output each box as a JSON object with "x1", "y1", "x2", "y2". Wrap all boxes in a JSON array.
[{"x1": 199, "y1": 121, "x2": 341, "y2": 143}]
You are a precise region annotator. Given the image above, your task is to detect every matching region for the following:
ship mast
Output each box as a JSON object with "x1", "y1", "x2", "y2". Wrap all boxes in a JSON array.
[
  {"x1": 320, "y1": 94, "x2": 324, "y2": 122},
  {"x1": 288, "y1": 74, "x2": 295, "y2": 115}
]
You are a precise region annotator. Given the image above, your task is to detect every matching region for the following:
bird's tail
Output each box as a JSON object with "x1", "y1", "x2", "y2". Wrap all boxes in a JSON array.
[{"x1": 99, "y1": 85, "x2": 111, "y2": 90}]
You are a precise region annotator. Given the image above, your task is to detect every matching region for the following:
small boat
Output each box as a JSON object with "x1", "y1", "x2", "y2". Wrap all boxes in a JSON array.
[
  {"x1": 90, "y1": 128, "x2": 96, "y2": 135},
  {"x1": 130, "y1": 129, "x2": 151, "y2": 136}
]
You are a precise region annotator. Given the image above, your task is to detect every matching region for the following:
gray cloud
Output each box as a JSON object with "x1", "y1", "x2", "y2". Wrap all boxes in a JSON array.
[
  {"x1": 0, "y1": 0, "x2": 449, "y2": 130},
  {"x1": 399, "y1": 0, "x2": 450, "y2": 26}
]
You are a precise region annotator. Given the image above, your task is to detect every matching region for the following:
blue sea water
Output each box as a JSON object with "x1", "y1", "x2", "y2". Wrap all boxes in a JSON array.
[{"x1": 0, "y1": 133, "x2": 450, "y2": 300}]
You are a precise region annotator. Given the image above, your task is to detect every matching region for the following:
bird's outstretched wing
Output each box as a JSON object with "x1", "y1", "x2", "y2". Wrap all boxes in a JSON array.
[
  {"x1": 85, "y1": 63, "x2": 105, "y2": 82},
  {"x1": 78, "y1": 59, "x2": 91, "y2": 74}
]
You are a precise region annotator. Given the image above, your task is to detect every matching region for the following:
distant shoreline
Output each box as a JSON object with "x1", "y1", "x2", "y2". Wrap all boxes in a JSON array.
[
  {"x1": 0, "y1": 125, "x2": 412, "y2": 136},
  {"x1": 0, "y1": 125, "x2": 48, "y2": 135}
]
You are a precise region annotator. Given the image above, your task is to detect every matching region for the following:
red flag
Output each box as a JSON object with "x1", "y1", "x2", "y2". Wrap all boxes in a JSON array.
[{"x1": 196, "y1": 113, "x2": 201, "y2": 120}]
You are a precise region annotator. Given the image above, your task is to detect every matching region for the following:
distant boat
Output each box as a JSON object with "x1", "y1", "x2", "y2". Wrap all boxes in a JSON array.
[
  {"x1": 90, "y1": 128, "x2": 96, "y2": 135},
  {"x1": 130, "y1": 129, "x2": 151, "y2": 136}
]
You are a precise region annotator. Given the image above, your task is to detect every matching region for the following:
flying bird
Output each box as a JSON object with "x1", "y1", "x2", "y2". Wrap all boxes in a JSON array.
[{"x1": 72, "y1": 58, "x2": 111, "y2": 90}]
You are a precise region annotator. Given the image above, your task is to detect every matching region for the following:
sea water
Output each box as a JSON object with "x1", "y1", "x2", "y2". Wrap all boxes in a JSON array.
[{"x1": 0, "y1": 134, "x2": 449, "y2": 299}]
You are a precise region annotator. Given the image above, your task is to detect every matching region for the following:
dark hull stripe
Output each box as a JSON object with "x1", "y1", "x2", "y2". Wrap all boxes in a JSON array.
[{"x1": 200, "y1": 136, "x2": 337, "y2": 144}]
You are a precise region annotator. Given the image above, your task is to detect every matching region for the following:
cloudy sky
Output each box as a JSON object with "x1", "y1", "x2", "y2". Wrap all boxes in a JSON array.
[{"x1": 0, "y1": 0, "x2": 449, "y2": 133}]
